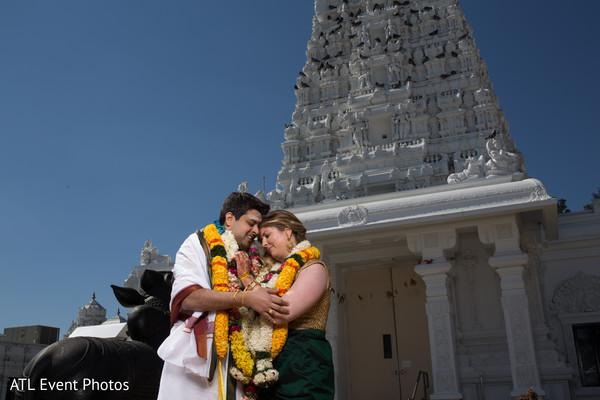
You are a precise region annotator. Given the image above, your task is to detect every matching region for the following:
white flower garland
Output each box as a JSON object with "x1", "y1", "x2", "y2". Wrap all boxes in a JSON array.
[
  {"x1": 290, "y1": 240, "x2": 312, "y2": 258},
  {"x1": 221, "y1": 230, "x2": 239, "y2": 261},
  {"x1": 221, "y1": 229, "x2": 243, "y2": 292},
  {"x1": 230, "y1": 240, "x2": 313, "y2": 387}
]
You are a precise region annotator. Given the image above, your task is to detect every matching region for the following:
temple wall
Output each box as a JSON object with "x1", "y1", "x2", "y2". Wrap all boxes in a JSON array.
[{"x1": 538, "y1": 200, "x2": 600, "y2": 399}]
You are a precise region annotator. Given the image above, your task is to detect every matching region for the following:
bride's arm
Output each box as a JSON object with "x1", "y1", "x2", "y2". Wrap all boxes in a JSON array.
[{"x1": 272, "y1": 263, "x2": 328, "y2": 324}]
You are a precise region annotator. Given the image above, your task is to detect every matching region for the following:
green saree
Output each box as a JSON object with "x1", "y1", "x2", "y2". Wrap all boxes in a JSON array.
[{"x1": 259, "y1": 329, "x2": 334, "y2": 400}]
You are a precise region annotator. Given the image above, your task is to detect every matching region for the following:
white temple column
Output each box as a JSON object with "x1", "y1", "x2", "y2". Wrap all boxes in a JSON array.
[
  {"x1": 408, "y1": 229, "x2": 462, "y2": 400},
  {"x1": 478, "y1": 217, "x2": 545, "y2": 398}
]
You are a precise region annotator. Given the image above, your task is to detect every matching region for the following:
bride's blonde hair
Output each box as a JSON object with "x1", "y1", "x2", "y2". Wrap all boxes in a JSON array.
[
  {"x1": 259, "y1": 210, "x2": 307, "y2": 264},
  {"x1": 259, "y1": 210, "x2": 307, "y2": 242}
]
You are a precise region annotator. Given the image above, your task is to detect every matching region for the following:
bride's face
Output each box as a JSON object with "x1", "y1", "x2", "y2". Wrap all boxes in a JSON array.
[{"x1": 259, "y1": 225, "x2": 293, "y2": 262}]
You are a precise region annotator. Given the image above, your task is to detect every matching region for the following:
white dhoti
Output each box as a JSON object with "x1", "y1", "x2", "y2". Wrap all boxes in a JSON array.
[
  {"x1": 156, "y1": 232, "x2": 240, "y2": 400},
  {"x1": 157, "y1": 356, "x2": 230, "y2": 400}
]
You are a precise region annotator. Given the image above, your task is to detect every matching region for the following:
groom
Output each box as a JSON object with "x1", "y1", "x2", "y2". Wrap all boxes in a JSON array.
[{"x1": 157, "y1": 192, "x2": 289, "y2": 400}]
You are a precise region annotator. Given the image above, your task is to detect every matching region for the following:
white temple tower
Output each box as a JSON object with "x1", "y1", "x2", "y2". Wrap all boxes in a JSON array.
[
  {"x1": 262, "y1": 1, "x2": 600, "y2": 399},
  {"x1": 123, "y1": 239, "x2": 174, "y2": 290},
  {"x1": 268, "y1": 0, "x2": 524, "y2": 208},
  {"x1": 64, "y1": 293, "x2": 107, "y2": 337}
]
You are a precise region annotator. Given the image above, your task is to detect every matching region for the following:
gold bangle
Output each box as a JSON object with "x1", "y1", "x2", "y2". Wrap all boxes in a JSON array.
[{"x1": 247, "y1": 281, "x2": 259, "y2": 291}]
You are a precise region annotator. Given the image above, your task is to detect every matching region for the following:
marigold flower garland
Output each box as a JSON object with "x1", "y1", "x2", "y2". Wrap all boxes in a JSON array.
[
  {"x1": 271, "y1": 243, "x2": 320, "y2": 358},
  {"x1": 203, "y1": 223, "x2": 231, "y2": 360}
]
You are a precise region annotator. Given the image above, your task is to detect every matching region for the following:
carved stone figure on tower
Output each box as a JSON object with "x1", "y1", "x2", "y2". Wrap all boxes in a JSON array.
[
  {"x1": 359, "y1": 71, "x2": 370, "y2": 89},
  {"x1": 385, "y1": 19, "x2": 395, "y2": 42},
  {"x1": 388, "y1": 62, "x2": 402, "y2": 85},
  {"x1": 238, "y1": 181, "x2": 248, "y2": 193},
  {"x1": 484, "y1": 134, "x2": 520, "y2": 177},
  {"x1": 141, "y1": 239, "x2": 154, "y2": 265},
  {"x1": 140, "y1": 239, "x2": 169, "y2": 266},
  {"x1": 447, "y1": 156, "x2": 485, "y2": 184},
  {"x1": 284, "y1": 123, "x2": 299, "y2": 140}
]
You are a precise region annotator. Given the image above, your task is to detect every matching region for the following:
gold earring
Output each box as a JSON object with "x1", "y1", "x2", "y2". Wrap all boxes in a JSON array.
[{"x1": 287, "y1": 236, "x2": 294, "y2": 252}]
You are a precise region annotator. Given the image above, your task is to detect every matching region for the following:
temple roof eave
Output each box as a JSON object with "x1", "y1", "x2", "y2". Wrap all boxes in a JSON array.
[{"x1": 288, "y1": 178, "x2": 558, "y2": 240}]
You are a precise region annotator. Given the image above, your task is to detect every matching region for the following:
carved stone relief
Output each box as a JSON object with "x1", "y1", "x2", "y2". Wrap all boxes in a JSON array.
[
  {"x1": 337, "y1": 204, "x2": 368, "y2": 227},
  {"x1": 551, "y1": 271, "x2": 600, "y2": 314}
]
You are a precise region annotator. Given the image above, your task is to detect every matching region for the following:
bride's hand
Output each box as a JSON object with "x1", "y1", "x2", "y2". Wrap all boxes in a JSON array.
[
  {"x1": 243, "y1": 288, "x2": 290, "y2": 324},
  {"x1": 233, "y1": 251, "x2": 252, "y2": 279}
]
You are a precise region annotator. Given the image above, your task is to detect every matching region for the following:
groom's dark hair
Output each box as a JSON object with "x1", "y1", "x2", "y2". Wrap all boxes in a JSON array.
[{"x1": 218, "y1": 192, "x2": 270, "y2": 224}]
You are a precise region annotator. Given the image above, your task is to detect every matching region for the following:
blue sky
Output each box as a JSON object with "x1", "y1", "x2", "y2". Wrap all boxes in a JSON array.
[{"x1": 1, "y1": 1, "x2": 598, "y2": 336}]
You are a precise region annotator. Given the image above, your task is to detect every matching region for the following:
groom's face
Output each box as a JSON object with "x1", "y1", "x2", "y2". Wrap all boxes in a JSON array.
[{"x1": 224, "y1": 209, "x2": 262, "y2": 250}]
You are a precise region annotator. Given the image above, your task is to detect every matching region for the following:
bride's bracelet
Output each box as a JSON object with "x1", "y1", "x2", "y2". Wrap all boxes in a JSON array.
[{"x1": 246, "y1": 280, "x2": 260, "y2": 291}]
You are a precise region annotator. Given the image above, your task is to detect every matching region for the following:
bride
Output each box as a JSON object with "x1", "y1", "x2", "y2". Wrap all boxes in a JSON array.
[{"x1": 231, "y1": 209, "x2": 335, "y2": 400}]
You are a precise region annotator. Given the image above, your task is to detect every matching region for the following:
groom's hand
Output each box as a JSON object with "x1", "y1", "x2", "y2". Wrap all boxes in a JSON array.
[{"x1": 245, "y1": 287, "x2": 290, "y2": 324}]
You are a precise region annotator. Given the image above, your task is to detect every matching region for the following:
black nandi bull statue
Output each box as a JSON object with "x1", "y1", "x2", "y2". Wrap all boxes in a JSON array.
[{"x1": 15, "y1": 269, "x2": 173, "y2": 400}]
